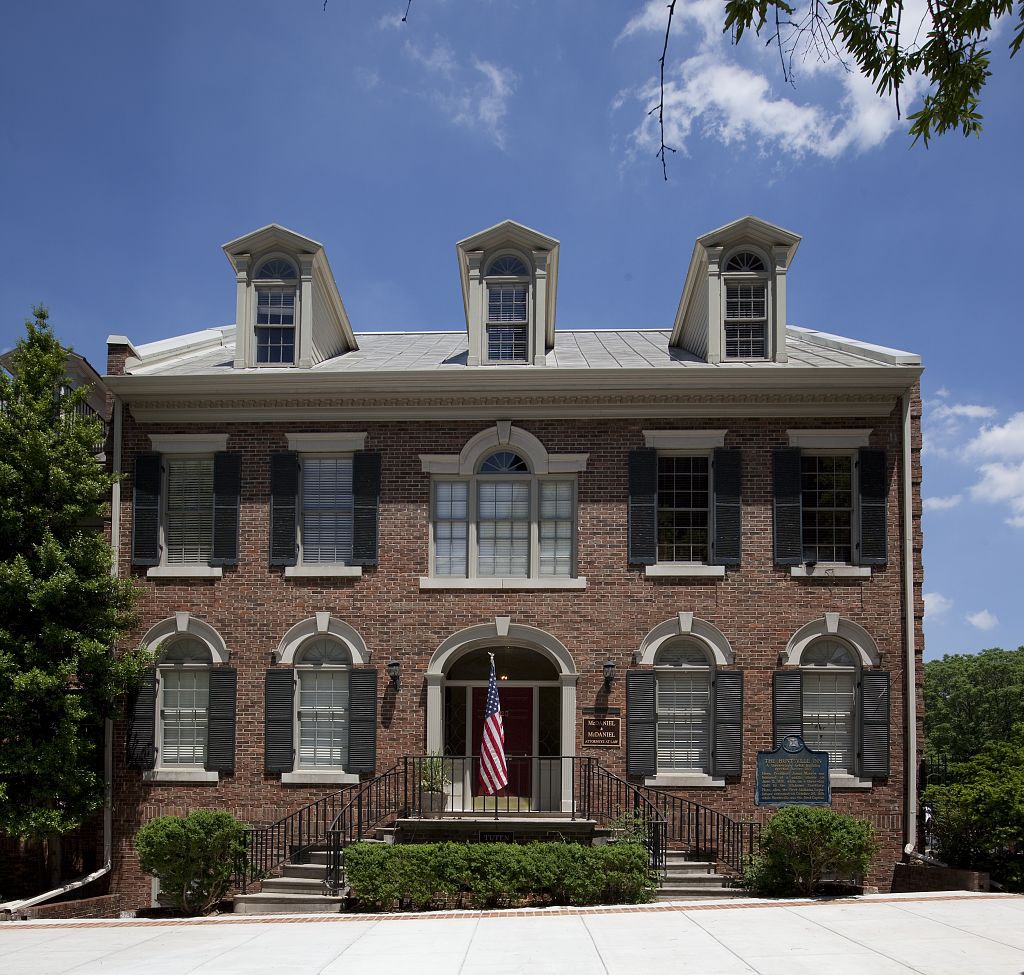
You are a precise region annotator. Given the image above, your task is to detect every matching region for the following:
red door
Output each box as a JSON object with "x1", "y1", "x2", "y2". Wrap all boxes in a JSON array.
[{"x1": 472, "y1": 687, "x2": 533, "y2": 799}]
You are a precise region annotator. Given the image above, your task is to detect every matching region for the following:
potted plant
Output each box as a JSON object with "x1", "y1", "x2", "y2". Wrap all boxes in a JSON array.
[{"x1": 419, "y1": 754, "x2": 452, "y2": 814}]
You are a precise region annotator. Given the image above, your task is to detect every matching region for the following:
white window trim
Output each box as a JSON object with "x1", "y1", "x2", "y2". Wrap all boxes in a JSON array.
[
  {"x1": 286, "y1": 432, "x2": 367, "y2": 453},
  {"x1": 147, "y1": 452, "x2": 222, "y2": 579},
  {"x1": 792, "y1": 446, "x2": 863, "y2": 572},
  {"x1": 721, "y1": 263, "x2": 771, "y2": 361},
  {"x1": 150, "y1": 645, "x2": 214, "y2": 780},
  {"x1": 253, "y1": 265, "x2": 300, "y2": 367},
  {"x1": 645, "y1": 446, "x2": 717, "y2": 576},
  {"x1": 787, "y1": 429, "x2": 872, "y2": 449},
  {"x1": 143, "y1": 768, "x2": 219, "y2": 783},
  {"x1": 644, "y1": 773, "x2": 725, "y2": 788},
  {"x1": 292, "y1": 663, "x2": 354, "y2": 778},
  {"x1": 643, "y1": 430, "x2": 727, "y2": 450},
  {"x1": 148, "y1": 434, "x2": 229, "y2": 454},
  {"x1": 484, "y1": 251, "x2": 532, "y2": 365}
]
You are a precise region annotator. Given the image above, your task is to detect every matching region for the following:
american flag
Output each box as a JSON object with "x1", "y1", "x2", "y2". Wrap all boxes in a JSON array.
[{"x1": 478, "y1": 653, "x2": 508, "y2": 796}]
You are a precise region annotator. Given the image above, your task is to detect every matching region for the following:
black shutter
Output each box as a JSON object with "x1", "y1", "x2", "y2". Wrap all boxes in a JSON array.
[
  {"x1": 205, "y1": 667, "x2": 237, "y2": 772},
  {"x1": 711, "y1": 448, "x2": 742, "y2": 567},
  {"x1": 858, "y1": 448, "x2": 888, "y2": 567},
  {"x1": 351, "y1": 450, "x2": 381, "y2": 567},
  {"x1": 772, "y1": 671, "x2": 803, "y2": 746},
  {"x1": 126, "y1": 669, "x2": 157, "y2": 769},
  {"x1": 132, "y1": 454, "x2": 162, "y2": 566},
  {"x1": 628, "y1": 448, "x2": 658, "y2": 565},
  {"x1": 347, "y1": 669, "x2": 378, "y2": 774},
  {"x1": 859, "y1": 671, "x2": 891, "y2": 778},
  {"x1": 773, "y1": 447, "x2": 803, "y2": 566},
  {"x1": 712, "y1": 671, "x2": 743, "y2": 777},
  {"x1": 264, "y1": 668, "x2": 295, "y2": 773},
  {"x1": 211, "y1": 452, "x2": 241, "y2": 566},
  {"x1": 626, "y1": 670, "x2": 657, "y2": 776},
  {"x1": 269, "y1": 452, "x2": 299, "y2": 567}
]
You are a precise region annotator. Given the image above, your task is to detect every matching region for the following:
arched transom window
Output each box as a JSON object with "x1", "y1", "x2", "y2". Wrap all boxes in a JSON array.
[
  {"x1": 295, "y1": 638, "x2": 352, "y2": 770},
  {"x1": 158, "y1": 637, "x2": 212, "y2": 767},
  {"x1": 800, "y1": 638, "x2": 857, "y2": 774},
  {"x1": 655, "y1": 640, "x2": 712, "y2": 774}
]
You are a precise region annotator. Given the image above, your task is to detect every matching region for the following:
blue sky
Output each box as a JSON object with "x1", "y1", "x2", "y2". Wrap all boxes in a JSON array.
[{"x1": 1, "y1": 1, "x2": 1021, "y2": 660}]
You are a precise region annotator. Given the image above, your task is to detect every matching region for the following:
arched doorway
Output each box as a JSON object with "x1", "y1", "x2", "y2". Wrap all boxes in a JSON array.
[{"x1": 426, "y1": 623, "x2": 578, "y2": 812}]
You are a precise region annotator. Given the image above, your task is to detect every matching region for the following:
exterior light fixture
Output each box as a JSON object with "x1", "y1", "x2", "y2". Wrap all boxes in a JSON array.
[
  {"x1": 387, "y1": 659, "x2": 401, "y2": 690},
  {"x1": 603, "y1": 658, "x2": 615, "y2": 689}
]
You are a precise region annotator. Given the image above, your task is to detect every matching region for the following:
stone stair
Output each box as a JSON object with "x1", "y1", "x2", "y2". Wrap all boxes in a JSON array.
[
  {"x1": 654, "y1": 850, "x2": 748, "y2": 901},
  {"x1": 233, "y1": 846, "x2": 348, "y2": 914}
]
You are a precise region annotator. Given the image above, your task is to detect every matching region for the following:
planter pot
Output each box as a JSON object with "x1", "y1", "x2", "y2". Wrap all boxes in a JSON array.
[{"x1": 421, "y1": 790, "x2": 448, "y2": 814}]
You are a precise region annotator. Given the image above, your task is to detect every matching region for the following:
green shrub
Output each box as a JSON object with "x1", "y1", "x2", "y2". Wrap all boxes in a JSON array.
[
  {"x1": 743, "y1": 806, "x2": 876, "y2": 897},
  {"x1": 134, "y1": 810, "x2": 248, "y2": 915},
  {"x1": 343, "y1": 839, "x2": 655, "y2": 910}
]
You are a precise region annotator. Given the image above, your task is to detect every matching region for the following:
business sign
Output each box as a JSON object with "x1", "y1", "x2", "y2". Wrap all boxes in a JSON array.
[
  {"x1": 755, "y1": 735, "x2": 831, "y2": 806},
  {"x1": 582, "y1": 715, "x2": 621, "y2": 747}
]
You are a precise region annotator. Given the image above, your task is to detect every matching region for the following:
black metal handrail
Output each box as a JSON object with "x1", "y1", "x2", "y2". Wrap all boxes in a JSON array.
[
  {"x1": 236, "y1": 784, "x2": 358, "y2": 892},
  {"x1": 632, "y1": 784, "x2": 759, "y2": 876}
]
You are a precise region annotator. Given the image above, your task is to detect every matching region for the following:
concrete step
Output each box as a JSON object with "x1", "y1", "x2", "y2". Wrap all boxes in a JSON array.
[
  {"x1": 233, "y1": 892, "x2": 348, "y2": 915},
  {"x1": 281, "y1": 862, "x2": 330, "y2": 880},
  {"x1": 661, "y1": 872, "x2": 727, "y2": 886},
  {"x1": 654, "y1": 886, "x2": 748, "y2": 901},
  {"x1": 260, "y1": 876, "x2": 331, "y2": 896}
]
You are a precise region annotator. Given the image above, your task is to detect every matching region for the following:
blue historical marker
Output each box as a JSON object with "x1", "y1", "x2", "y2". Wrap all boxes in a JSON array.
[{"x1": 755, "y1": 735, "x2": 832, "y2": 806}]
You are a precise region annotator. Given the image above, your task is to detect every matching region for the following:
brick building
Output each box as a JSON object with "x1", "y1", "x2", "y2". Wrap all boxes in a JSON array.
[{"x1": 102, "y1": 216, "x2": 924, "y2": 908}]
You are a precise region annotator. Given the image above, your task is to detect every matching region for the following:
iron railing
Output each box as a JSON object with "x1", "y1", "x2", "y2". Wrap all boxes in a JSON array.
[
  {"x1": 236, "y1": 784, "x2": 358, "y2": 891},
  {"x1": 633, "y1": 785, "x2": 759, "y2": 876}
]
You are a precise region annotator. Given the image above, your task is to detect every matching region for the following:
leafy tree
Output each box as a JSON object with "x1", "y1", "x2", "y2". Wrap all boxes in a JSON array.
[
  {"x1": 723, "y1": 0, "x2": 1023, "y2": 145},
  {"x1": 924, "y1": 647, "x2": 1024, "y2": 762},
  {"x1": 0, "y1": 308, "x2": 140, "y2": 844},
  {"x1": 923, "y1": 725, "x2": 1024, "y2": 890}
]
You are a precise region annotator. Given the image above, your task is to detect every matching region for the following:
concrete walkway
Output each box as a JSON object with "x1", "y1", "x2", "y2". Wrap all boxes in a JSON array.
[{"x1": 1, "y1": 892, "x2": 1022, "y2": 975}]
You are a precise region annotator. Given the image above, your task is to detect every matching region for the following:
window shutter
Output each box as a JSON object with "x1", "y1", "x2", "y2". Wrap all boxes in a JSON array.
[
  {"x1": 773, "y1": 447, "x2": 803, "y2": 566},
  {"x1": 627, "y1": 448, "x2": 658, "y2": 565},
  {"x1": 859, "y1": 671, "x2": 891, "y2": 778},
  {"x1": 711, "y1": 448, "x2": 742, "y2": 566},
  {"x1": 712, "y1": 671, "x2": 743, "y2": 777},
  {"x1": 626, "y1": 670, "x2": 657, "y2": 776},
  {"x1": 269, "y1": 452, "x2": 299, "y2": 567},
  {"x1": 264, "y1": 668, "x2": 295, "y2": 773},
  {"x1": 347, "y1": 668, "x2": 378, "y2": 774},
  {"x1": 772, "y1": 671, "x2": 802, "y2": 746},
  {"x1": 857, "y1": 448, "x2": 888, "y2": 566},
  {"x1": 211, "y1": 452, "x2": 242, "y2": 566},
  {"x1": 351, "y1": 450, "x2": 381, "y2": 567},
  {"x1": 126, "y1": 669, "x2": 157, "y2": 769},
  {"x1": 132, "y1": 453, "x2": 162, "y2": 566},
  {"x1": 205, "y1": 667, "x2": 237, "y2": 772}
]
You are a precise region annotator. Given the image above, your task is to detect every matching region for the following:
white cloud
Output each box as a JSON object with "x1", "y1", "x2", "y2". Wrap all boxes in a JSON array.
[
  {"x1": 924, "y1": 592, "x2": 953, "y2": 619},
  {"x1": 619, "y1": 0, "x2": 930, "y2": 160},
  {"x1": 935, "y1": 387, "x2": 951, "y2": 398},
  {"x1": 966, "y1": 609, "x2": 999, "y2": 632},
  {"x1": 923, "y1": 494, "x2": 961, "y2": 511},
  {"x1": 402, "y1": 42, "x2": 516, "y2": 149},
  {"x1": 931, "y1": 403, "x2": 998, "y2": 421},
  {"x1": 970, "y1": 460, "x2": 1024, "y2": 527},
  {"x1": 967, "y1": 412, "x2": 1024, "y2": 457}
]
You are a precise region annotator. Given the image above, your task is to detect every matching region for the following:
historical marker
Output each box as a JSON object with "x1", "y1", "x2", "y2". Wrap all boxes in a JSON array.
[{"x1": 755, "y1": 735, "x2": 831, "y2": 806}]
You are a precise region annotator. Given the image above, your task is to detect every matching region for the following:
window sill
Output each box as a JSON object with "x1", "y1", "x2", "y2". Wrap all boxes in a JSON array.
[
  {"x1": 146, "y1": 565, "x2": 223, "y2": 579},
  {"x1": 143, "y1": 769, "x2": 219, "y2": 784},
  {"x1": 644, "y1": 564, "x2": 726, "y2": 579},
  {"x1": 284, "y1": 565, "x2": 363, "y2": 578},
  {"x1": 418, "y1": 577, "x2": 587, "y2": 590},
  {"x1": 281, "y1": 770, "x2": 361, "y2": 786},
  {"x1": 790, "y1": 564, "x2": 871, "y2": 579},
  {"x1": 644, "y1": 774, "x2": 725, "y2": 788},
  {"x1": 830, "y1": 774, "x2": 873, "y2": 790}
]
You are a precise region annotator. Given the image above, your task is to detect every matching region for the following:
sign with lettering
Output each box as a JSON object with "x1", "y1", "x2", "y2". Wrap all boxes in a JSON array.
[
  {"x1": 583, "y1": 715, "x2": 621, "y2": 747},
  {"x1": 755, "y1": 735, "x2": 831, "y2": 806},
  {"x1": 479, "y1": 831, "x2": 515, "y2": 844}
]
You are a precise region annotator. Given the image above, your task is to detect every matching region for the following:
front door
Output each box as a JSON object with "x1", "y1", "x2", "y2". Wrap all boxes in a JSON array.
[{"x1": 472, "y1": 686, "x2": 533, "y2": 799}]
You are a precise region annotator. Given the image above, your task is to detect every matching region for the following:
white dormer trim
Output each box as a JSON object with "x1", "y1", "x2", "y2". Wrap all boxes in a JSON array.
[{"x1": 419, "y1": 423, "x2": 588, "y2": 475}]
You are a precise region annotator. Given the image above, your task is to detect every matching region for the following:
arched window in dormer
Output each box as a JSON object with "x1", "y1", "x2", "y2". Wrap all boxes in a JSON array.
[
  {"x1": 725, "y1": 251, "x2": 766, "y2": 272},
  {"x1": 485, "y1": 253, "x2": 530, "y2": 363},
  {"x1": 723, "y1": 248, "x2": 769, "y2": 359},
  {"x1": 254, "y1": 257, "x2": 299, "y2": 365}
]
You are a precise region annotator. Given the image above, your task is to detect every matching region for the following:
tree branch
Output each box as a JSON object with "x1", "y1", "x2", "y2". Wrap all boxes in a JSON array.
[{"x1": 651, "y1": 0, "x2": 679, "y2": 181}]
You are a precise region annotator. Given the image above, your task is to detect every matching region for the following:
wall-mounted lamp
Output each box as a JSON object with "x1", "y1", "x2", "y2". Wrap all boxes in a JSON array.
[
  {"x1": 387, "y1": 659, "x2": 401, "y2": 690},
  {"x1": 602, "y1": 658, "x2": 616, "y2": 690}
]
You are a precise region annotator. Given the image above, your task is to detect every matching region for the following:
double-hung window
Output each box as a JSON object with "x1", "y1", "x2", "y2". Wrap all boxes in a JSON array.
[
  {"x1": 299, "y1": 457, "x2": 354, "y2": 564},
  {"x1": 801, "y1": 640, "x2": 857, "y2": 775},
  {"x1": 722, "y1": 250, "x2": 768, "y2": 359},
  {"x1": 157, "y1": 638, "x2": 211, "y2": 769},
  {"x1": 254, "y1": 257, "x2": 298, "y2": 365},
  {"x1": 657, "y1": 455, "x2": 710, "y2": 564},
  {"x1": 164, "y1": 457, "x2": 215, "y2": 565},
  {"x1": 655, "y1": 642, "x2": 712, "y2": 775},
  {"x1": 801, "y1": 454, "x2": 854, "y2": 563},
  {"x1": 430, "y1": 450, "x2": 576, "y2": 581},
  {"x1": 295, "y1": 639, "x2": 351, "y2": 771},
  {"x1": 485, "y1": 254, "x2": 530, "y2": 363}
]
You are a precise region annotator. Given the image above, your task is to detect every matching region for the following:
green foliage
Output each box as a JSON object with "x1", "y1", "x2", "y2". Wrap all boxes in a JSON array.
[
  {"x1": 343, "y1": 840, "x2": 656, "y2": 911},
  {"x1": 419, "y1": 754, "x2": 452, "y2": 790},
  {"x1": 923, "y1": 725, "x2": 1024, "y2": 891},
  {"x1": 134, "y1": 810, "x2": 249, "y2": 915},
  {"x1": 744, "y1": 806, "x2": 877, "y2": 896},
  {"x1": 924, "y1": 647, "x2": 1024, "y2": 763},
  {"x1": 722, "y1": 0, "x2": 1024, "y2": 146},
  {"x1": 0, "y1": 308, "x2": 142, "y2": 839}
]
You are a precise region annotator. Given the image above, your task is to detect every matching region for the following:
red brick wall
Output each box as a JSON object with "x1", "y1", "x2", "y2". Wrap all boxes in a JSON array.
[
  {"x1": 21, "y1": 894, "x2": 122, "y2": 920},
  {"x1": 108, "y1": 397, "x2": 922, "y2": 907}
]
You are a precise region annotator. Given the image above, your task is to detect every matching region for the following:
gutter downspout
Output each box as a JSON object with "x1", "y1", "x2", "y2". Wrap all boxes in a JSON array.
[
  {"x1": 1, "y1": 397, "x2": 122, "y2": 920},
  {"x1": 902, "y1": 391, "x2": 919, "y2": 851}
]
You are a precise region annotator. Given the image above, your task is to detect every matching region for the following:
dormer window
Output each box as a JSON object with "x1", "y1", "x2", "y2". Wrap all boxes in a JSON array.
[
  {"x1": 485, "y1": 254, "x2": 530, "y2": 363},
  {"x1": 254, "y1": 257, "x2": 299, "y2": 365},
  {"x1": 723, "y1": 250, "x2": 768, "y2": 359}
]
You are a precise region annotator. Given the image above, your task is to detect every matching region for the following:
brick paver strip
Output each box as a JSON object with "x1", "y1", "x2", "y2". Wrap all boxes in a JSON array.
[{"x1": 1, "y1": 893, "x2": 1018, "y2": 930}]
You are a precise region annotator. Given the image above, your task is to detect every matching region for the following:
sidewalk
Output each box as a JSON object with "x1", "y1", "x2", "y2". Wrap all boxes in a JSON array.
[{"x1": 1, "y1": 892, "x2": 1022, "y2": 975}]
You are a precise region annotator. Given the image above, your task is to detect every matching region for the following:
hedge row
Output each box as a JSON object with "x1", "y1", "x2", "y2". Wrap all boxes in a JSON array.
[{"x1": 343, "y1": 840, "x2": 656, "y2": 910}]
